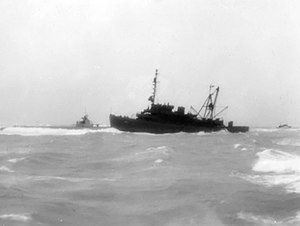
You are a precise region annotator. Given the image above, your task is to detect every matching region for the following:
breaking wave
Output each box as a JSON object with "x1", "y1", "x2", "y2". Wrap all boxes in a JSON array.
[
  {"x1": 0, "y1": 126, "x2": 121, "y2": 136},
  {"x1": 237, "y1": 149, "x2": 300, "y2": 193},
  {"x1": 7, "y1": 157, "x2": 26, "y2": 163},
  {"x1": 0, "y1": 166, "x2": 14, "y2": 173},
  {"x1": 234, "y1": 144, "x2": 241, "y2": 149},
  {"x1": 25, "y1": 175, "x2": 103, "y2": 183},
  {"x1": 274, "y1": 138, "x2": 300, "y2": 147},
  {"x1": 238, "y1": 211, "x2": 300, "y2": 226},
  {"x1": 0, "y1": 213, "x2": 31, "y2": 222},
  {"x1": 253, "y1": 149, "x2": 300, "y2": 173},
  {"x1": 111, "y1": 146, "x2": 173, "y2": 164}
]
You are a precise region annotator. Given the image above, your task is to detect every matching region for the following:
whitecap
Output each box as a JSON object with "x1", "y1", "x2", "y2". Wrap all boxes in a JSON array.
[
  {"x1": 0, "y1": 214, "x2": 31, "y2": 222},
  {"x1": 8, "y1": 157, "x2": 25, "y2": 163},
  {"x1": 98, "y1": 127, "x2": 123, "y2": 134},
  {"x1": 143, "y1": 146, "x2": 172, "y2": 156},
  {"x1": 0, "y1": 126, "x2": 122, "y2": 136},
  {"x1": 26, "y1": 175, "x2": 94, "y2": 183},
  {"x1": 0, "y1": 127, "x2": 91, "y2": 136},
  {"x1": 237, "y1": 212, "x2": 278, "y2": 225},
  {"x1": 236, "y1": 149, "x2": 300, "y2": 193},
  {"x1": 155, "y1": 159, "x2": 164, "y2": 163},
  {"x1": 253, "y1": 149, "x2": 300, "y2": 174},
  {"x1": 275, "y1": 138, "x2": 300, "y2": 147},
  {"x1": 0, "y1": 166, "x2": 14, "y2": 173},
  {"x1": 27, "y1": 175, "x2": 119, "y2": 183},
  {"x1": 238, "y1": 211, "x2": 300, "y2": 225},
  {"x1": 235, "y1": 173, "x2": 300, "y2": 193},
  {"x1": 234, "y1": 144, "x2": 241, "y2": 149},
  {"x1": 113, "y1": 146, "x2": 172, "y2": 163}
]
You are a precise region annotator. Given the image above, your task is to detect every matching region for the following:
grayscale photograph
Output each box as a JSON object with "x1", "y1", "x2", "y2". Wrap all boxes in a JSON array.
[{"x1": 0, "y1": 0, "x2": 300, "y2": 225}]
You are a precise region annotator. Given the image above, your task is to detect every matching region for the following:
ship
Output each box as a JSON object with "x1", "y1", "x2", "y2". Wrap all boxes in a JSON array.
[
  {"x1": 12, "y1": 114, "x2": 107, "y2": 130},
  {"x1": 74, "y1": 114, "x2": 106, "y2": 129},
  {"x1": 277, "y1": 124, "x2": 291, "y2": 129},
  {"x1": 110, "y1": 70, "x2": 249, "y2": 134},
  {"x1": 76, "y1": 114, "x2": 93, "y2": 128}
]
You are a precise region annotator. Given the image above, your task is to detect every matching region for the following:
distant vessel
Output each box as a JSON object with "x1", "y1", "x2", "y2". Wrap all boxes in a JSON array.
[
  {"x1": 76, "y1": 114, "x2": 93, "y2": 128},
  {"x1": 12, "y1": 114, "x2": 106, "y2": 130},
  {"x1": 110, "y1": 70, "x2": 249, "y2": 133},
  {"x1": 75, "y1": 114, "x2": 104, "y2": 128},
  {"x1": 277, "y1": 124, "x2": 291, "y2": 129}
]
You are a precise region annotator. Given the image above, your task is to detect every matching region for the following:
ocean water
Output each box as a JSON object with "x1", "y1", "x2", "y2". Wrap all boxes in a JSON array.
[{"x1": 0, "y1": 127, "x2": 300, "y2": 226}]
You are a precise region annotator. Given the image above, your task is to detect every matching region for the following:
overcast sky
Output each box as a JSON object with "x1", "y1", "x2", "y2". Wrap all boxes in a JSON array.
[{"x1": 0, "y1": 0, "x2": 300, "y2": 127}]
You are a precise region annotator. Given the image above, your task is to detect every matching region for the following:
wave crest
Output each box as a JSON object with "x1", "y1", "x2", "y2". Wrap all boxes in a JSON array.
[
  {"x1": 0, "y1": 214, "x2": 31, "y2": 222},
  {"x1": 0, "y1": 127, "x2": 121, "y2": 136},
  {"x1": 275, "y1": 138, "x2": 300, "y2": 147},
  {"x1": 253, "y1": 149, "x2": 300, "y2": 173},
  {"x1": 238, "y1": 211, "x2": 300, "y2": 225},
  {"x1": 234, "y1": 149, "x2": 300, "y2": 193},
  {"x1": 0, "y1": 166, "x2": 14, "y2": 173},
  {"x1": 236, "y1": 149, "x2": 300, "y2": 193}
]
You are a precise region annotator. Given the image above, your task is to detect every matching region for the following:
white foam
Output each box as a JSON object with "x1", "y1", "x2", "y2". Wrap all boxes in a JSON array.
[
  {"x1": 238, "y1": 149, "x2": 300, "y2": 193},
  {"x1": 143, "y1": 146, "x2": 172, "y2": 156},
  {"x1": 0, "y1": 127, "x2": 90, "y2": 136},
  {"x1": 234, "y1": 144, "x2": 241, "y2": 149},
  {"x1": 112, "y1": 146, "x2": 172, "y2": 163},
  {"x1": 236, "y1": 173, "x2": 300, "y2": 193},
  {"x1": 237, "y1": 212, "x2": 278, "y2": 225},
  {"x1": 275, "y1": 138, "x2": 300, "y2": 147},
  {"x1": 26, "y1": 175, "x2": 95, "y2": 183},
  {"x1": 253, "y1": 149, "x2": 300, "y2": 173},
  {"x1": 290, "y1": 212, "x2": 300, "y2": 224},
  {"x1": 238, "y1": 211, "x2": 300, "y2": 225},
  {"x1": 99, "y1": 128, "x2": 123, "y2": 134},
  {"x1": 0, "y1": 166, "x2": 14, "y2": 173},
  {"x1": 0, "y1": 126, "x2": 121, "y2": 136},
  {"x1": 8, "y1": 157, "x2": 25, "y2": 163},
  {"x1": 26, "y1": 175, "x2": 118, "y2": 183},
  {"x1": 196, "y1": 131, "x2": 207, "y2": 136},
  {"x1": 0, "y1": 214, "x2": 31, "y2": 222},
  {"x1": 233, "y1": 144, "x2": 248, "y2": 151},
  {"x1": 155, "y1": 159, "x2": 163, "y2": 163}
]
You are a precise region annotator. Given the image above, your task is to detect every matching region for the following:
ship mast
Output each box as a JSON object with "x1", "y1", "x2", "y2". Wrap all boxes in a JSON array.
[
  {"x1": 197, "y1": 85, "x2": 220, "y2": 119},
  {"x1": 148, "y1": 69, "x2": 158, "y2": 106},
  {"x1": 211, "y1": 87, "x2": 219, "y2": 119}
]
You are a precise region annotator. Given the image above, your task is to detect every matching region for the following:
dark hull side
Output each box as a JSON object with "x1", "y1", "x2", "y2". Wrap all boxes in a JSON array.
[
  {"x1": 226, "y1": 126, "x2": 249, "y2": 133},
  {"x1": 110, "y1": 114, "x2": 226, "y2": 134}
]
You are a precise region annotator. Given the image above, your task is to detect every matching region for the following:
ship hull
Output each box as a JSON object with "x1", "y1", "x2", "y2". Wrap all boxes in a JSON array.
[
  {"x1": 110, "y1": 114, "x2": 226, "y2": 134},
  {"x1": 226, "y1": 126, "x2": 249, "y2": 133}
]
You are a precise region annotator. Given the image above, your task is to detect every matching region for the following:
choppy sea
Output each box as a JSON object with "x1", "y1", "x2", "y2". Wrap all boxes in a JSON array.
[{"x1": 0, "y1": 127, "x2": 299, "y2": 226}]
